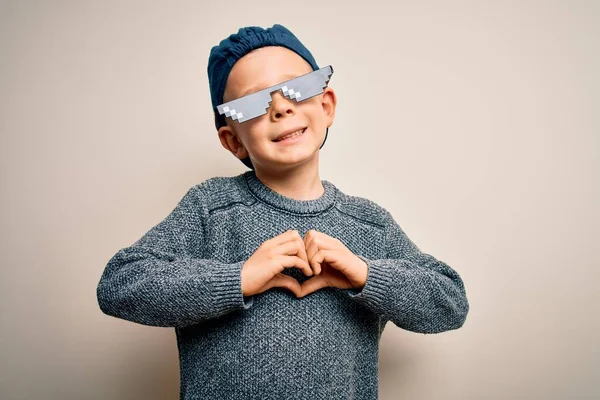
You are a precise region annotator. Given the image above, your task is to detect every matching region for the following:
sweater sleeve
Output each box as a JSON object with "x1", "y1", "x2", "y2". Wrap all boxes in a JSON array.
[
  {"x1": 96, "y1": 185, "x2": 254, "y2": 328},
  {"x1": 344, "y1": 209, "x2": 469, "y2": 334}
]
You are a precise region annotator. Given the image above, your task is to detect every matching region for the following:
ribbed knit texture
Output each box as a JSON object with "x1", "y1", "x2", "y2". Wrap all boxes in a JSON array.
[{"x1": 97, "y1": 170, "x2": 469, "y2": 400}]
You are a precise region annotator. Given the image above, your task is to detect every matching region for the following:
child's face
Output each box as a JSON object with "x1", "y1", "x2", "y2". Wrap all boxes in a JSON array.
[{"x1": 217, "y1": 46, "x2": 336, "y2": 172}]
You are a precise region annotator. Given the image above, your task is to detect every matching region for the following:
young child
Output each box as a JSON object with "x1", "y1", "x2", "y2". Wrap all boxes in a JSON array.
[{"x1": 97, "y1": 24, "x2": 469, "y2": 400}]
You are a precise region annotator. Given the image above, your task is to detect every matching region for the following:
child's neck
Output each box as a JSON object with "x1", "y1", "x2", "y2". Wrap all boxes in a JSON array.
[{"x1": 253, "y1": 165, "x2": 324, "y2": 201}]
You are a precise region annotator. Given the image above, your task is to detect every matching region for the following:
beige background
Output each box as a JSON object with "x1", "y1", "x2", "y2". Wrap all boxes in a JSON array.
[{"x1": 1, "y1": 0, "x2": 598, "y2": 399}]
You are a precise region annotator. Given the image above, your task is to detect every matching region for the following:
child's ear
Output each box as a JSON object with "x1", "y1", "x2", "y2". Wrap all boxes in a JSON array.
[
  {"x1": 218, "y1": 125, "x2": 249, "y2": 160},
  {"x1": 321, "y1": 87, "x2": 337, "y2": 128}
]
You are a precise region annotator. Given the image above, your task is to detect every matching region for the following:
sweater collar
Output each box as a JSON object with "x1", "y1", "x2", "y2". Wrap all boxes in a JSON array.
[{"x1": 242, "y1": 170, "x2": 337, "y2": 214}]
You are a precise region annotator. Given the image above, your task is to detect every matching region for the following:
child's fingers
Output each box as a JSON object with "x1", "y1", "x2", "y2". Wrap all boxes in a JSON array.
[
  {"x1": 310, "y1": 260, "x2": 322, "y2": 276},
  {"x1": 272, "y1": 240, "x2": 312, "y2": 275},
  {"x1": 293, "y1": 238, "x2": 310, "y2": 271},
  {"x1": 269, "y1": 230, "x2": 310, "y2": 265},
  {"x1": 277, "y1": 255, "x2": 313, "y2": 277},
  {"x1": 265, "y1": 229, "x2": 301, "y2": 249},
  {"x1": 265, "y1": 273, "x2": 302, "y2": 298},
  {"x1": 271, "y1": 229, "x2": 303, "y2": 244}
]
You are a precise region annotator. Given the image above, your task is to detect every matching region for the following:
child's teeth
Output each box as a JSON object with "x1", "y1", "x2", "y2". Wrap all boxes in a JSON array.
[{"x1": 279, "y1": 129, "x2": 303, "y2": 141}]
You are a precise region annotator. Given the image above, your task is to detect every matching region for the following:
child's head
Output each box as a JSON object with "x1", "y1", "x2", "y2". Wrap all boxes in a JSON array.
[{"x1": 207, "y1": 24, "x2": 336, "y2": 173}]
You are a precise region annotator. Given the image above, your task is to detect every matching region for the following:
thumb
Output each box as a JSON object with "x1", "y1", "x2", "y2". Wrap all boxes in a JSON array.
[
  {"x1": 265, "y1": 273, "x2": 302, "y2": 298},
  {"x1": 299, "y1": 275, "x2": 330, "y2": 298}
]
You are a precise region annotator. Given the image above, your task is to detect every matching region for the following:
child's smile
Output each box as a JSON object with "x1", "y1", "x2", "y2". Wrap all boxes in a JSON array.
[{"x1": 273, "y1": 127, "x2": 307, "y2": 144}]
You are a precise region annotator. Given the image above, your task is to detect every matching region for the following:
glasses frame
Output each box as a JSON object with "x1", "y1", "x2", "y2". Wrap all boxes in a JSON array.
[{"x1": 216, "y1": 65, "x2": 334, "y2": 126}]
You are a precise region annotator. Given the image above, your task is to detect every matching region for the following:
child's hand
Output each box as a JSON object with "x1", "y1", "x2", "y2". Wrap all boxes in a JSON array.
[
  {"x1": 241, "y1": 230, "x2": 316, "y2": 298},
  {"x1": 299, "y1": 229, "x2": 369, "y2": 298}
]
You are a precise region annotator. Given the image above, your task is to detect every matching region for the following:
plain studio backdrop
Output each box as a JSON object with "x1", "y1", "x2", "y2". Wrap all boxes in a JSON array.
[{"x1": 0, "y1": 1, "x2": 598, "y2": 399}]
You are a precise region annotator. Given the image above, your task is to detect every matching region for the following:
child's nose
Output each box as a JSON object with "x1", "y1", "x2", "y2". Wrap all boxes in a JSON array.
[{"x1": 269, "y1": 90, "x2": 296, "y2": 119}]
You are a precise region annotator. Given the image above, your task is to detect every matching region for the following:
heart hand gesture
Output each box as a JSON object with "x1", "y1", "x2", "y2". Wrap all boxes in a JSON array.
[
  {"x1": 299, "y1": 229, "x2": 368, "y2": 298},
  {"x1": 240, "y1": 229, "x2": 368, "y2": 299}
]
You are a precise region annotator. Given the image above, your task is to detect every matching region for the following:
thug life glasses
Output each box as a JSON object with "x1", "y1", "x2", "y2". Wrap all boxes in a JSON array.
[{"x1": 216, "y1": 65, "x2": 334, "y2": 125}]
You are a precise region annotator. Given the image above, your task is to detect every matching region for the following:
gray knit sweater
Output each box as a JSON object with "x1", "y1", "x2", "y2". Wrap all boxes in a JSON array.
[{"x1": 96, "y1": 170, "x2": 469, "y2": 400}]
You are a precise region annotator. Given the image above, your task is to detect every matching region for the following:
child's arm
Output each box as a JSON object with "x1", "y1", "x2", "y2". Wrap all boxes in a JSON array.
[
  {"x1": 346, "y1": 209, "x2": 469, "y2": 334},
  {"x1": 96, "y1": 185, "x2": 253, "y2": 328}
]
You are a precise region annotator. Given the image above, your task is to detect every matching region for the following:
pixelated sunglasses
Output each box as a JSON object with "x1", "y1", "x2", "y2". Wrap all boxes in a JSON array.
[{"x1": 217, "y1": 65, "x2": 333, "y2": 124}]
